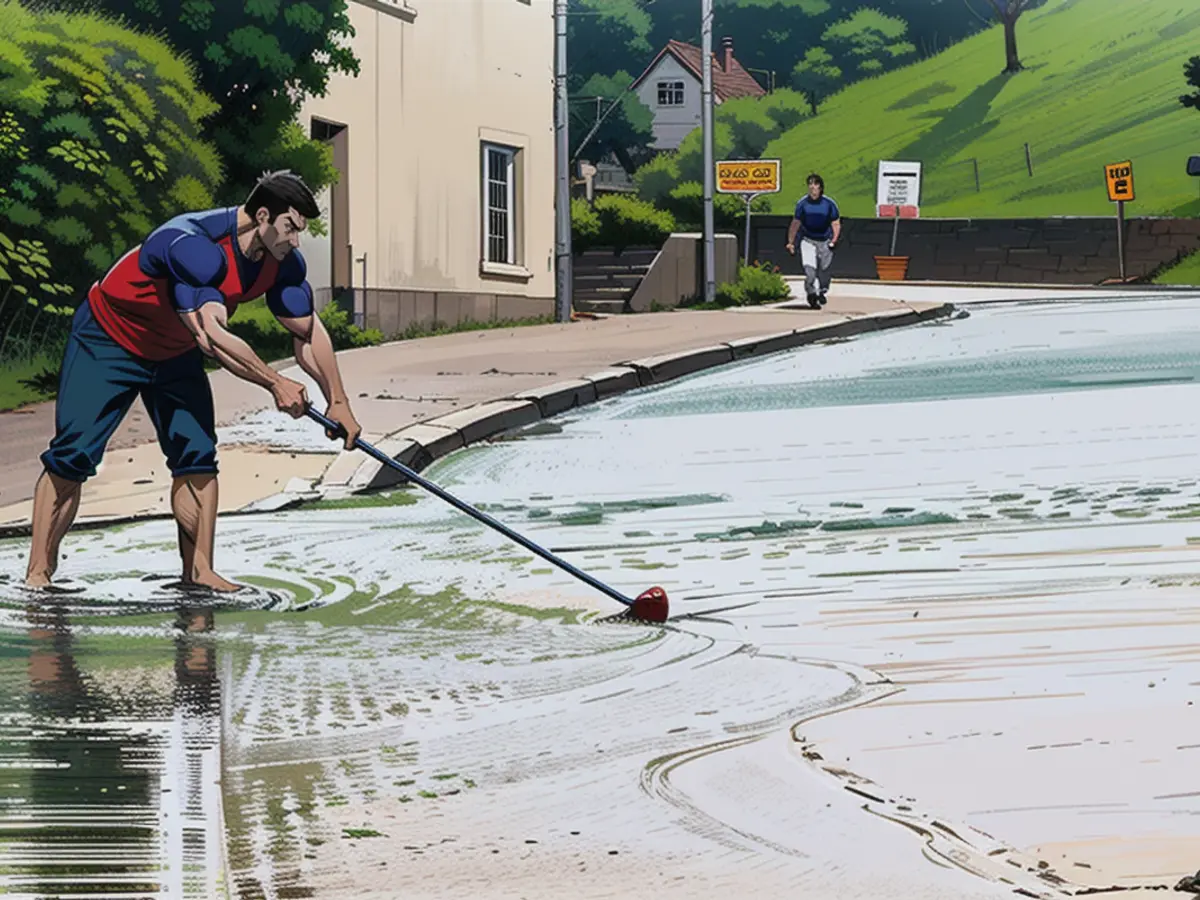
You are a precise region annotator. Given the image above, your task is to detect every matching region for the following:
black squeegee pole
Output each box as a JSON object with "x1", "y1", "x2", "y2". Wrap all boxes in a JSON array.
[{"x1": 305, "y1": 407, "x2": 635, "y2": 609}]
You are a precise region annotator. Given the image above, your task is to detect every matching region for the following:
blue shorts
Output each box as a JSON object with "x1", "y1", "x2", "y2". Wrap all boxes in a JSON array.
[{"x1": 41, "y1": 299, "x2": 218, "y2": 482}]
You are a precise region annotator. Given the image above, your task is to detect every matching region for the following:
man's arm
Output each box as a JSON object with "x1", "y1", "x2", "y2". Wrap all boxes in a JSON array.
[
  {"x1": 829, "y1": 199, "x2": 841, "y2": 247},
  {"x1": 181, "y1": 302, "x2": 309, "y2": 417},
  {"x1": 267, "y1": 251, "x2": 362, "y2": 449},
  {"x1": 786, "y1": 209, "x2": 802, "y2": 253},
  {"x1": 158, "y1": 233, "x2": 308, "y2": 416}
]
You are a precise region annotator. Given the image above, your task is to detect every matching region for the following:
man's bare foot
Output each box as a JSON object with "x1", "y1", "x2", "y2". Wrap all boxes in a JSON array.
[
  {"x1": 24, "y1": 571, "x2": 53, "y2": 589},
  {"x1": 185, "y1": 570, "x2": 242, "y2": 593}
]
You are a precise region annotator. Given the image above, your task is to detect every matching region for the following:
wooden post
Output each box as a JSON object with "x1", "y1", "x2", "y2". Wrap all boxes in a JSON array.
[
  {"x1": 1025, "y1": 142, "x2": 1033, "y2": 176},
  {"x1": 889, "y1": 210, "x2": 900, "y2": 256},
  {"x1": 1116, "y1": 199, "x2": 1126, "y2": 281}
]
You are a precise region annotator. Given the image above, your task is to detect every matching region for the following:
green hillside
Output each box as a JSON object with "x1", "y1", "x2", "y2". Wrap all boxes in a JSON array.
[{"x1": 764, "y1": 0, "x2": 1200, "y2": 218}]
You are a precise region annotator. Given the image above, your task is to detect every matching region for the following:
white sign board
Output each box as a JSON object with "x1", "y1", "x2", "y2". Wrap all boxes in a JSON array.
[{"x1": 876, "y1": 160, "x2": 922, "y2": 214}]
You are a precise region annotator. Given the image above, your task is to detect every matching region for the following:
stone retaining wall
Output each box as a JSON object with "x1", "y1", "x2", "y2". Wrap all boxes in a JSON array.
[{"x1": 747, "y1": 216, "x2": 1200, "y2": 284}]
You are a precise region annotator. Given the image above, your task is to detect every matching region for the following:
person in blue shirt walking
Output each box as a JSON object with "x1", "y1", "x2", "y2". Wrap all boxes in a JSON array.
[{"x1": 785, "y1": 173, "x2": 841, "y2": 309}]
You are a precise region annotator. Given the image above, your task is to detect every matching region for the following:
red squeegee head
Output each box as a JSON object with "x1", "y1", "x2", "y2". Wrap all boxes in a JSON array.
[{"x1": 631, "y1": 586, "x2": 669, "y2": 623}]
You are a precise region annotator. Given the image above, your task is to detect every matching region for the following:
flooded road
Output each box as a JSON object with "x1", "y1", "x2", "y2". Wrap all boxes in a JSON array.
[{"x1": 2, "y1": 296, "x2": 1200, "y2": 897}]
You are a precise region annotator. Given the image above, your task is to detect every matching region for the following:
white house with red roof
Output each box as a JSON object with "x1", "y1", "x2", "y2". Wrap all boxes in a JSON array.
[{"x1": 630, "y1": 37, "x2": 767, "y2": 151}]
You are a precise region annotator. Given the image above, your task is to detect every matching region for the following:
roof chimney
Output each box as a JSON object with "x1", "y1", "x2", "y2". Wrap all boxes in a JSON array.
[{"x1": 721, "y1": 36, "x2": 734, "y2": 72}]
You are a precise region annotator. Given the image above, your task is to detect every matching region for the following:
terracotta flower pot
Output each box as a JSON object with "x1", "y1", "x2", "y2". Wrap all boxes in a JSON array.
[{"x1": 874, "y1": 255, "x2": 909, "y2": 281}]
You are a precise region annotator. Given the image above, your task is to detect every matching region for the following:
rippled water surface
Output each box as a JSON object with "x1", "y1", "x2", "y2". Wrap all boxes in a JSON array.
[{"x1": 3, "y1": 297, "x2": 1200, "y2": 897}]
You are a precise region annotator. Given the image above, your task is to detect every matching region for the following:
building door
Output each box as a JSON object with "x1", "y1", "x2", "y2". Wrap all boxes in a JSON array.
[{"x1": 310, "y1": 118, "x2": 350, "y2": 313}]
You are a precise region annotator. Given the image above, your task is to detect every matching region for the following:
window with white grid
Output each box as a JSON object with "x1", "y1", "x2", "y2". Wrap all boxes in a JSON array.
[
  {"x1": 657, "y1": 80, "x2": 685, "y2": 106},
  {"x1": 482, "y1": 143, "x2": 516, "y2": 266}
]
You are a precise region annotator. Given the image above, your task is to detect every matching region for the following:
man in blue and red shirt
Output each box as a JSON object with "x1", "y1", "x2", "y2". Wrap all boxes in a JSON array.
[{"x1": 25, "y1": 170, "x2": 362, "y2": 593}]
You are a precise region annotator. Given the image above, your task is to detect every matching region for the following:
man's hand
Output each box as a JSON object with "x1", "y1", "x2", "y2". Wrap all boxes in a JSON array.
[
  {"x1": 271, "y1": 377, "x2": 309, "y2": 418},
  {"x1": 785, "y1": 242, "x2": 795, "y2": 255},
  {"x1": 323, "y1": 399, "x2": 362, "y2": 450},
  {"x1": 828, "y1": 239, "x2": 837, "y2": 249}
]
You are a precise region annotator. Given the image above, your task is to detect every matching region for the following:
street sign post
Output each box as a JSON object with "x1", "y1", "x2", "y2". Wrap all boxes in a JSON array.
[
  {"x1": 876, "y1": 160, "x2": 922, "y2": 219},
  {"x1": 876, "y1": 160, "x2": 921, "y2": 256},
  {"x1": 1104, "y1": 160, "x2": 1134, "y2": 281},
  {"x1": 716, "y1": 159, "x2": 781, "y2": 265}
]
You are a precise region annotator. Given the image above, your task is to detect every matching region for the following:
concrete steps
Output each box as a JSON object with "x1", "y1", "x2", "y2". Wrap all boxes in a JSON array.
[{"x1": 572, "y1": 247, "x2": 659, "y2": 313}]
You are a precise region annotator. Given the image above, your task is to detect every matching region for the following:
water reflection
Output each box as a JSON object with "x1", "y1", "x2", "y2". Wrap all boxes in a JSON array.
[{"x1": 0, "y1": 602, "x2": 224, "y2": 898}]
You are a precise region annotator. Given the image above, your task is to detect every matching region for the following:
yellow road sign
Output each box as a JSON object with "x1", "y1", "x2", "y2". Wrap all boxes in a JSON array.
[
  {"x1": 1105, "y1": 160, "x2": 1134, "y2": 202},
  {"x1": 716, "y1": 159, "x2": 781, "y2": 194}
]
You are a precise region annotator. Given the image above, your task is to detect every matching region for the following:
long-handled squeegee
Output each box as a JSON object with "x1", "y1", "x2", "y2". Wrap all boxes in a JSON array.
[{"x1": 306, "y1": 407, "x2": 670, "y2": 623}]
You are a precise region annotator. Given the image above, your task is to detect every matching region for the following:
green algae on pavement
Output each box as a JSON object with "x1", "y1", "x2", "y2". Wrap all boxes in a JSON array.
[{"x1": 301, "y1": 490, "x2": 419, "y2": 511}]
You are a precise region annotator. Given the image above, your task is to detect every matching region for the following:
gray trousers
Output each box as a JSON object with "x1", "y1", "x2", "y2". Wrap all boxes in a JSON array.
[{"x1": 800, "y1": 237, "x2": 834, "y2": 295}]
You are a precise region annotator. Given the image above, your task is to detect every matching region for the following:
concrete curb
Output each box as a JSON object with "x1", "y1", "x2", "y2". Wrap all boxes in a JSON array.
[
  {"x1": 325, "y1": 301, "x2": 955, "y2": 497},
  {"x1": 822, "y1": 278, "x2": 1198, "y2": 291},
  {"x1": 0, "y1": 301, "x2": 955, "y2": 537}
]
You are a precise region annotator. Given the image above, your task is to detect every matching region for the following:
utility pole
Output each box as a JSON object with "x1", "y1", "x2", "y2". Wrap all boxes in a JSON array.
[
  {"x1": 554, "y1": 0, "x2": 572, "y2": 323},
  {"x1": 701, "y1": 0, "x2": 715, "y2": 304}
]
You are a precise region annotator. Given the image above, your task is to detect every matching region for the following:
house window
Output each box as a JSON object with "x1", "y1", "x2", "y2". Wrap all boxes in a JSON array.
[
  {"x1": 482, "y1": 143, "x2": 516, "y2": 266},
  {"x1": 657, "y1": 80, "x2": 684, "y2": 106}
]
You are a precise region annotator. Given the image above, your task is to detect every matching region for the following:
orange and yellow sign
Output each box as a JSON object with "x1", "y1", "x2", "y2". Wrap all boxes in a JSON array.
[
  {"x1": 716, "y1": 159, "x2": 781, "y2": 194},
  {"x1": 1105, "y1": 160, "x2": 1134, "y2": 202}
]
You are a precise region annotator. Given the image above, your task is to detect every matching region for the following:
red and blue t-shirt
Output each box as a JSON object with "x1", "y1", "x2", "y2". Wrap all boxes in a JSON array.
[{"x1": 87, "y1": 206, "x2": 314, "y2": 361}]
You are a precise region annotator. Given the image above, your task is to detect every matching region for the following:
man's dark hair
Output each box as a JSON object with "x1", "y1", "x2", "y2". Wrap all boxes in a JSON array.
[
  {"x1": 807, "y1": 173, "x2": 824, "y2": 188},
  {"x1": 243, "y1": 169, "x2": 321, "y2": 222}
]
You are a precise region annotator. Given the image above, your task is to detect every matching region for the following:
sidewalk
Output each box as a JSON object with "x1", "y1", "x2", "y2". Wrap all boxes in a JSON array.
[{"x1": 0, "y1": 290, "x2": 952, "y2": 533}]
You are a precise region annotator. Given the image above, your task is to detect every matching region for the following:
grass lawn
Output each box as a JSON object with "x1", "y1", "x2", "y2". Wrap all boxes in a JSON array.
[
  {"x1": 0, "y1": 299, "x2": 559, "y2": 413},
  {"x1": 1154, "y1": 250, "x2": 1200, "y2": 284},
  {"x1": 0, "y1": 352, "x2": 60, "y2": 413},
  {"x1": 765, "y1": 0, "x2": 1200, "y2": 218}
]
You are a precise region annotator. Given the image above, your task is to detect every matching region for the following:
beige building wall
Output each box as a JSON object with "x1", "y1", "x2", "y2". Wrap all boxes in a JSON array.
[{"x1": 298, "y1": 0, "x2": 555, "y2": 333}]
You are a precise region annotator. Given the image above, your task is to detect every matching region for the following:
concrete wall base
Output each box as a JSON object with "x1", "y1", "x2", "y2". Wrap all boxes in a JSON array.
[{"x1": 320, "y1": 288, "x2": 554, "y2": 336}]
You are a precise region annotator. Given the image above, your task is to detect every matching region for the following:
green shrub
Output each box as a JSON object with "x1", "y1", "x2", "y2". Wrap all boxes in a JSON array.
[
  {"x1": 0, "y1": 1, "x2": 222, "y2": 362},
  {"x1": 633, "y1": 92, "x2": 805, "y2": 231},
  {"x1": 713, "y1": 261, "x2": 791, "y2": 307},
  {"x1": 592, "y1": 194, "x2": 676, "y2": 250},
  {"x1": 571, "y1": 196, "x2": 602, "y2": 252},
  {"x1": 714, "y1": 90, "x2": 811, "y2": 160},
  {"x1": 225, "y1": 297, "x2": 384, "y2": 363},
  {"x1": 72, "y1": 0, "x2": 359, "y2": 198},
  {"x1": 665, "y1": 181, "x2": 770, "y2": 232},
  {"x1": 319, "y1": 302, "x2": 386, "y2": 350},
  {"x1": 633, "y1": 152, "x2": 681, "y2": 208}
]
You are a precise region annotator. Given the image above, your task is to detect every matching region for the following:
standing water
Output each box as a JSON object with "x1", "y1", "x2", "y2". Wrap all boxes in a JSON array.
[{"x1": 1, "y1": 296, "x2": 1199, "y2": 897}]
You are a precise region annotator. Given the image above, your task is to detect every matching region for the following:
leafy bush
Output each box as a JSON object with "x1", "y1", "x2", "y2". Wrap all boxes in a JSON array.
[
  {"x1": 716, "y1": 89, "x2": 811, "y2": 158},
  {"x1": 318, "y1": 302, "x2": 386, "y2": 350},
  {"x1": 713, "y1": 261, "x2": 791, "y2": 307},
  {"x1": 65, "y1": 0, "x2": 359, "y2": 197},
  {"x1": 664, "y1": 181, "x2": 770, "y2": 232},
  {"x1": 591, "y1": 195, "x2": 676, "y2": 251},
  {"x1": 633, "y1": 153, "x2": 680, "y2": 210},
  {"x1": 0, "y1": 1, "x2": 222, "y2": 361},
  {"x1": 571, "y1": 197, "x2": 602, "y2": 252},
  {"x1": 225, "y1": 297, "x2": 384, "y2": 363},
  {"x1": 633, "y1": 91, "x2": 808, "y2": 231}
]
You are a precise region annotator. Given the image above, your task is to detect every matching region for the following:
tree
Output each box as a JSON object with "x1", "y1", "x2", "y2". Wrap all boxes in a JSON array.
[
  {"x1": 571, "y1": 72, "x2": 655, "y2": 173},
  {"x1": 1181, "y1": 56, "x2": 1200, "y2": 110},
  {"x1": 791, "y1": 47, "x2": 843, "y2": 115},
  {"x1": 967, "y1": 0, "x2": 1037, "y2": 73},
  {"x1": 46, "y1": 0, "x2": 360, "y2": 198},
  {"x1": 567, "y1": 0, "x2": 653, "y2": 94},
  {"x1": 713, "y1": 89, "x2": 810, "y2": 158},
  {"x1": 823, "y1": 8, "x2": 916, "y2": 76},
  {"x1": 0, "y1": 2, "x2": 221, "y2": 360}
]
